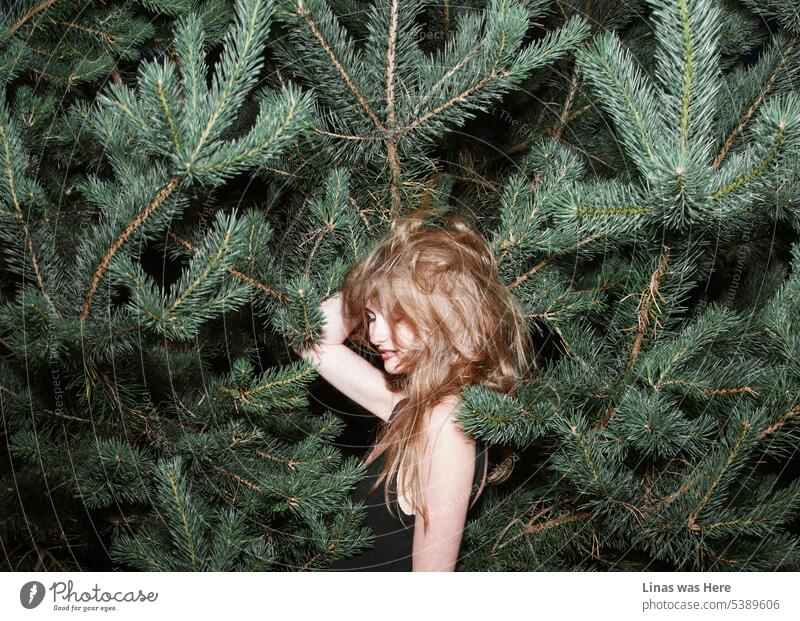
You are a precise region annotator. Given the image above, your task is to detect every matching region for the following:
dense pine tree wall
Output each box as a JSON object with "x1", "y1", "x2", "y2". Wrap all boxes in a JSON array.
[{"x1": 1, "y1": 0, "x2": 799, "y2": 571}]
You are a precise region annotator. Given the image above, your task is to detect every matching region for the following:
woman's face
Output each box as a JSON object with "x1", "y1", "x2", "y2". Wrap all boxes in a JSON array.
[{"x1": 366, "y1": 305, "x2": 417, "y2": 374}]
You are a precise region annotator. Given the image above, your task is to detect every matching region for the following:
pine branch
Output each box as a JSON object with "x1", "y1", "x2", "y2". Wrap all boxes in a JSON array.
[
  {"x1": 311, "y1": 128, "x2": 380, "y2": 142},
  {"x1": 401, "y1": 67, "x2": 510, "y2": 137},
  {"x1": 347, "y1": 195, "x2": 374, "y2": 235},
  {"x1": 190, "y1": 85, "x2": 313, "y2": 181},
  {"x1": 299, "y1": 225, "x2": 327, "y2": 277},
  {"x1": 291, "y1": 0, "x2": 384, "y2": 131},
  {"x1": 713, "y1": 37, "x2": 797, "y2": 169},
  {"x1": 711, "y1": 122, "x2": 786, "y2": 200},
  {"x1": 0, "y1": 100, "x2": 62, "y2": 320},
  {"x1": 155, "y1": 76, "x2": 182, "y2": 151},
  {"x1": 0, "y1": 384, "x2": 18, "y2": 398},
  {"x1": 10, "y1": 0, "x2": 60, "y2": 34},
  {"x1": 575, "y1": 30, "x2": 662, "y2": 172},
  {"x1": 701, "y1": 517, "x2": 765, "y2": 533},
  {"x1": 167, "y1": 229, "x2": 288, "y2": 302},
  {"x1": 211, "y1": 463, "x2": 260, "y2": 490},
  {"x1": 186, "y1": 0, "x2": 276, "y2": 167},
  {"x1": 547, "y1": 0, "x2": 626, "y2": 143},
  {"x1": 677, "y1": 0, "x2": 699, "y2": 152},
  {"x1": 165, "y1": 222, "x2": 236, "y2": 316},
  {"x1": 81, "y1": 176, "x2": 180, "y2": 321},
  {"x1": 409, "y1": 40, "x2": 481, "y2": 120},
  {"x1": 219, "y1": 365, "x2": 317, "y2": 408},
  {"x1": 384, "y1": 0, "x2": 402, "y2": 217},
  {"x1": 687, "y1": 419, "x2": 751, "y2": 532},
  {"x1": 759, "y1": 404, "x2": 800, "y2": 439},
  {"x1": 496, "y1": 510, "x2": 589, "y2": 551},
  {"x1": 704, "y1": 386, "x2": 758, "y2": 396},
  {"x1": 628, "y1": 249, "x2": 670, "y2": 367},
  {"x1": 8, "y1": 209, "x2": 60, "y2": 319},
  {"x1": 648, "y1": 0, "x2": 723, "y2": 160},
  {"x1": 509, "y1": 231, "x2": 609, "y2": 288},
  {"x1": 299, "y1": 506, "x2": 365, "y2": 570},
  {"x1": 170, "y1": 489, "x2": 203, "y2": 569},
  {"x1": 551, "y1": 62, "x2": 581, "y2": 140},
  {"x1": 552, "y1": 324, "x2": 602, "y2": 383}
]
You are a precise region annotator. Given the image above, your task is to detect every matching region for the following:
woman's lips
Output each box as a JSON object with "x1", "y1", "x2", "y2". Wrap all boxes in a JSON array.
[{"x1": 381, "y1": 350, "x2": 398, "y2": 360}]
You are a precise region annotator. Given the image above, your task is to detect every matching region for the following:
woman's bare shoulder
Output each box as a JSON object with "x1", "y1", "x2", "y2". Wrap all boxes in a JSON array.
[
  {"x1": 428, "y1": 394, "x2": 462, "y2": 416},
  {"x1": 424, "y1": 395, "x2": 473, "y2": 445}
]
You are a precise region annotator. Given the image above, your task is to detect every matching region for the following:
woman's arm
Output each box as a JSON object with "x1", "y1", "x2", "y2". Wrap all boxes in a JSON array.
[
  {"x1": 411, "y1": 397, "x2": 477, "y2": 572},
  {"x1": 292, "y1": 293, "x2": 405, "y2": 422}
]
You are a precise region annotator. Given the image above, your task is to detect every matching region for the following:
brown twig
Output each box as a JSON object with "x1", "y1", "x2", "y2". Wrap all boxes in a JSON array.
[
  {"x1": 167, "y1": 229, "x2": 289, "y2": 303},
  {"x1": 713, "y1": 37, "x2": 797, "y2": 169},
  {"x1": 628, "y1": 249, "x2": 670, "y2": 367},
  {"x1": 81, "y1": 177, "x2": 180, "y2": 321},
  {"x1": 10, "y1": 0, "x2": 59, "y2": 33}
]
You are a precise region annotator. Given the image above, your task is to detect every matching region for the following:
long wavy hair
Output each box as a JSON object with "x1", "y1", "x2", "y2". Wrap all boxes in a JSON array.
[{"x1": 339, "y1": 213, "x2": 534, "y2": 531}]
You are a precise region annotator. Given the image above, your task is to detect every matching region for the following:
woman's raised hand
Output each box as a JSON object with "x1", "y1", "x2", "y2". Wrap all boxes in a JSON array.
[
  {"x1": 290, "y1": 292, "x2": 398, "y2": 421},
  {"x1": 317, "y1": 292, "x2": 358, "y2": 346},
  {"x1": 291, "y1": 292, "x2": 358, "y2": 367}
]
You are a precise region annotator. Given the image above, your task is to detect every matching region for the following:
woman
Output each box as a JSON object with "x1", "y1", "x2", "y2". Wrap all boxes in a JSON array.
[{"x1": 295, "y1": 214, "x2": 532, "y2": 571}]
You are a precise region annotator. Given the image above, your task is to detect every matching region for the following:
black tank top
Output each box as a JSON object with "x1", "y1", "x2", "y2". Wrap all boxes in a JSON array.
[{"x1": 327, "y1": 398, "x2": 488, "y2": 571}]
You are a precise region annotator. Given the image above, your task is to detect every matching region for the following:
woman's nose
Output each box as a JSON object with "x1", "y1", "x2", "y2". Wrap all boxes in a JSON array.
[{"x1": 370, "y1": 318, "x2": 389, "y2": 343}]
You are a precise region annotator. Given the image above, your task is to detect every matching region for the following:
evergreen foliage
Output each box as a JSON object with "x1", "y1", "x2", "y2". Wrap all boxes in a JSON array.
[{"x1": 0, "y1": 0, "x2": 798, "y2": 571}]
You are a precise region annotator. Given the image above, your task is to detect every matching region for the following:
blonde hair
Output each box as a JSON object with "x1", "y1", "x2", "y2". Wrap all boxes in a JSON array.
[{"x1": 340, "y1": 212, "x2": 534, "y2": 531}]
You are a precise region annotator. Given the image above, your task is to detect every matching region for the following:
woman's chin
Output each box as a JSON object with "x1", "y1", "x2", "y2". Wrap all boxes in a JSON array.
[{"x1": 383, "y1": 356, "x2": 403, "y2": 374}]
